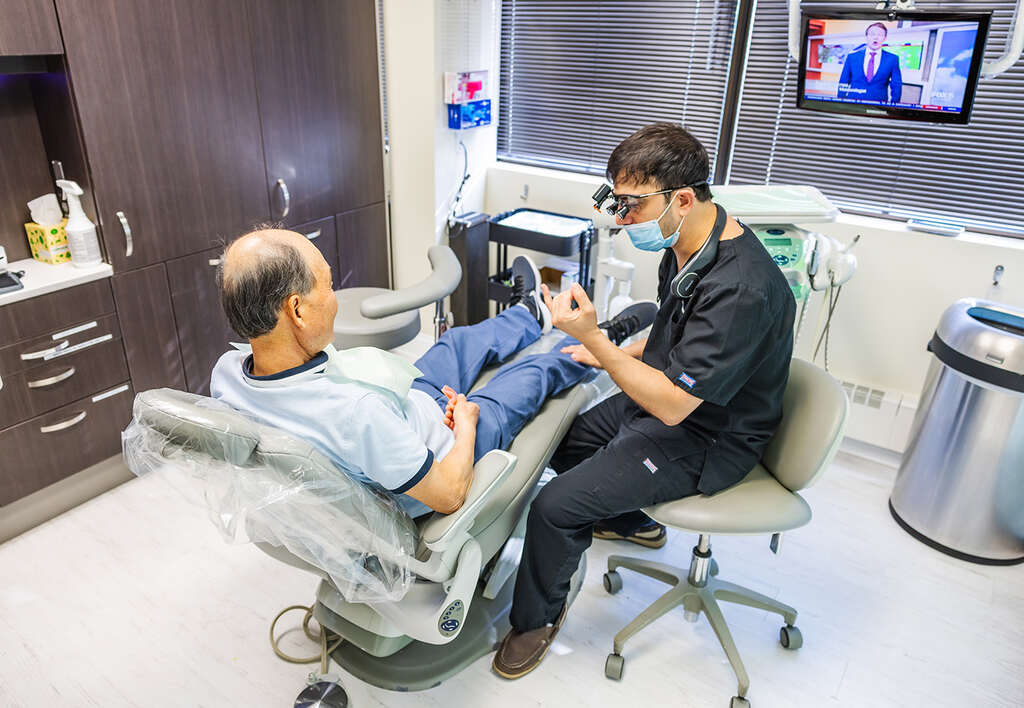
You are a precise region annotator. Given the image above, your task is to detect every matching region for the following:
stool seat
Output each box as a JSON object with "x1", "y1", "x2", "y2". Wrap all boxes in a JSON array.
[
  {"x1": 333, "y1": 287, "x2": 420, "y2": 351},
  {"x1": 644, "y1": 464, "x2": 811, "y2": 535}
]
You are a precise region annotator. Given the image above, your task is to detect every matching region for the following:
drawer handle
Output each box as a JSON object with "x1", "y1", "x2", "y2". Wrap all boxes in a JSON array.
[
  {"x1": 116, "y1": 211, "x2": 134, "y2": 258},
  {"x1": 276, "y1": 178, "x2": 291, "y2": 219},
  {"x1": 39, "y1": 410, "x2": 87, "y2": 434},
  {"x1": 27, "y1": 366, "x2": 76, "y2": 388},
  {"x1": 305, "y1": 229, "x2": 321, "y2": 241},
  {"x1": 21, "y1": 339, "x2": 70, "y2": 361}
]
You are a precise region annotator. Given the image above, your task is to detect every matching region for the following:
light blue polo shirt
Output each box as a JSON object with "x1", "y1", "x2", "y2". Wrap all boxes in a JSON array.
[{"x1": 210, "y1": 350, "x2": 455, "y2": 518}]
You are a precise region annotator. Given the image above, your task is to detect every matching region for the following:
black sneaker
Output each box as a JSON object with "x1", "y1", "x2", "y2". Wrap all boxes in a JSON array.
[
  {"x1": 509, "y1": 255, "x2": 552, "y2": 333},
  {"x1": 598, "y1": 300, "x2": 657, "y2": 345}
]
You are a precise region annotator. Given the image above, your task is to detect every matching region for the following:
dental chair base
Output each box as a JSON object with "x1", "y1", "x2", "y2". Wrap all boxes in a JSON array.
[{"x1": 315, "y1": 542, "x2": 587, "y2": 692}]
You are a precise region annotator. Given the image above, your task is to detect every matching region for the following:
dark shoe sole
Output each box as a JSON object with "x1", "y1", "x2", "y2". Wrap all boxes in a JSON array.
[
  {"x1": 593, "y1": 527, "x2": 667, "y2": 549},
  {"x1": 492, "y1": 642, "x2": 555, "y2": 680}
]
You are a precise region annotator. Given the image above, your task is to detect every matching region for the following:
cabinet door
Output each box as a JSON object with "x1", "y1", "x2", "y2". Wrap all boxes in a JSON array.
[
  {"x1": 336, "y1": 203, "x2": 389, "y2": 290},
  {"x1": 0, "y1": 383, "x2": 133, "y2": 507},
  {"x1": 111, "y1": 264, "x2": 187, "y2": 393},
  {"x1": 166, "y1": 247, "x2": 236, "y2": 396},
  {"x1": 0, "y1": 0, "x2": 61, "y2": 55},
  {"x1": 248, "y1": 0, "x2": 385, "y2": 225},
  {"x1": 294, "y1": 215, "x2": 341, "y2": 290},
  {"x1": 55, "y1": 0, "x2": 270, "y2": 269}
]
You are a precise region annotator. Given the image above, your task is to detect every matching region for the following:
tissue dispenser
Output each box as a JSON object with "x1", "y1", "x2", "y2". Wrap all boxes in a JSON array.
[{"x1": 25, "y1": 219, "x2": 71, "y2": 264}]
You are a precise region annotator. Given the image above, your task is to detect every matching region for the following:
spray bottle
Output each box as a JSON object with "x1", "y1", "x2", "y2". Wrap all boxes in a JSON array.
[{"x1": 56, "y1": 179, "x2": 102, "y2": 268}]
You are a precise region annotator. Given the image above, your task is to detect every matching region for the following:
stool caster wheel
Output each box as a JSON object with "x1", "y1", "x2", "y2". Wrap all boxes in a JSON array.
[
  {"x1": 779, "y1": 625, "x2": 802, "y2": 650},
  {"x1": 730, "y1": 696, "x2": 750, "y2": 708},
  {"x1": 603, "y1": 571, "x2": 623, "y2": 595},
  {"x1": 605, "y1": 653, "x2": 624, "y2": 680},
  {"x1": 709, "y1": 559, "x2": 719, "y2": 576}
]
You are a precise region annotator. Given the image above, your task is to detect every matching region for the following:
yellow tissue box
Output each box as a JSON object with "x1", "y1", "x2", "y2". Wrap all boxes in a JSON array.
[{"x1": 25, "y1": 219, "x2": 71, "y2": 264}]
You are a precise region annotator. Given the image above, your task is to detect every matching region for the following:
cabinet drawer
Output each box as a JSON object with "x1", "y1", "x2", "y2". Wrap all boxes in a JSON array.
[
  {"x1": 0, "y1": 332, "x2": 128, "y2": 429},
  {"x1": 0, "y1": 279, "x2": 114, "y2": 342},
  {"x1": 0, "y1": 313, "x2": 121, "y2": 376},
  {"x1": 0, "y1": 382, "x2": 133, "y2": 507}
]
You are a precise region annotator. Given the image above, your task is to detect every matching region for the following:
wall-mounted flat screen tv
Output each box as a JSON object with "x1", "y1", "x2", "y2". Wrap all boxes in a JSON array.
[{"x1": 797, "y1": 10, "x2": 991, "y2": 124}]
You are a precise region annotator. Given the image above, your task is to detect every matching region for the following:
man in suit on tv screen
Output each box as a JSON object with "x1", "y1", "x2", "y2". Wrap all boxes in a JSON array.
[{"x1": 838, "y1": 22, "x2": 903, "y2": 104}]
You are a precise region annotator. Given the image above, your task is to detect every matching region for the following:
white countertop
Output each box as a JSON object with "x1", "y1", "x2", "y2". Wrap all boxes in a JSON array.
[{"x1": 0, "y1": 257, "x2": 114, "y2": 308}]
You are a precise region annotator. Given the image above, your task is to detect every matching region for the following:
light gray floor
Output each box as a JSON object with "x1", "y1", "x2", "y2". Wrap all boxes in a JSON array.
[{"x1": 0, "y1": 450, "x2": 1021, "y2": 708}]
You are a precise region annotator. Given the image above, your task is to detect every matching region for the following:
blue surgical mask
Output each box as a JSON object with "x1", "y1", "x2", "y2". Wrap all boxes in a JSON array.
[{"x1": 622, "y1": 192, "x2": 683, "y2": 251}]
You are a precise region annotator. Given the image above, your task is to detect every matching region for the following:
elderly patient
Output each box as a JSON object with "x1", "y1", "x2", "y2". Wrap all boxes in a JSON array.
[{"x1": 209, "y1": 228, "x2": 652, "y2": 518}]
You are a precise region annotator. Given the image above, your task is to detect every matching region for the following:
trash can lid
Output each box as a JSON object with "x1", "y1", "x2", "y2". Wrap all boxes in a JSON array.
[{"x1": 932, "y1": 299, "x2": 1024, "y2": 389}]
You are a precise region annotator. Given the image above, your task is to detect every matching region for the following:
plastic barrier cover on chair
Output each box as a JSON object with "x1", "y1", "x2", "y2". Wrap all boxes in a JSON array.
[{"x1": 122, "y1": 389, "x2": 419, "y2": 603}]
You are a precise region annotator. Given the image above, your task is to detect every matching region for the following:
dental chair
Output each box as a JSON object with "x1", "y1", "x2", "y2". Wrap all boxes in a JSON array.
[
  {"x1": 599, "y1": 358, "x2": 848, "y2": 708},
  {"x1": 122, "y1": 246, "x2": 599, "y2": 692}
]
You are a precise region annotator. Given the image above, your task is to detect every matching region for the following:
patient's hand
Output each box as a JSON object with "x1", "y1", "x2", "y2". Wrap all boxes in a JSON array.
[
  {"x1": 560, "y1": 343, "x2": 602, "y2": 368},
  {"x1": 442, "y1": 385, "x2": 458, "y2": 430},
  {"x1": 451, "y1": 393, "x2": 480, "y2": 435}
]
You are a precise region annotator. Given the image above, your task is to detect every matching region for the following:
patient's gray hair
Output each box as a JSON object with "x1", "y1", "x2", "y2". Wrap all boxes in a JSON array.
[{"x1": 217, "y1": 230, "x2": 316, "y2": 339}]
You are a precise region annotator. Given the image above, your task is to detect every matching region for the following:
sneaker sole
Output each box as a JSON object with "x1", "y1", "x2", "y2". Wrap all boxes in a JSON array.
[{"x1": 593, "y1": 528, "x2": 667, "y2": 549}]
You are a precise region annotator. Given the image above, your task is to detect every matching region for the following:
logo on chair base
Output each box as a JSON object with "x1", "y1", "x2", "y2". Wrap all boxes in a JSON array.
[{"x1": 438, "y1": 599, "x2": 465, "y2": 637}]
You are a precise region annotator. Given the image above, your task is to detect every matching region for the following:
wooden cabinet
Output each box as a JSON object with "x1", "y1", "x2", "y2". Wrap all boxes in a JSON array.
[
  {"x1": 0, "y1": 0, "x2": 61, "y2": 55},
  {"x1": 0, "y1": 383, "x2": 133, "y2": 506},
  {"x1": 166, "y1": 246, "x2": 235, "y2": 396},
  {"x1": 55, "y1": 0, "x2": 270, "y2": 270},
  {"x1": 0, "y1": 280, "x2": 131, "y2": 508},
  {"x1": 110, "y1": 264, "x2": 186, "y2": 393},
  {"x1": 336, "y1": 202, "x2": 390, "y2": 290},
  {"x1": 247, "y1": 0, "x2": 385, "y2": 226}
]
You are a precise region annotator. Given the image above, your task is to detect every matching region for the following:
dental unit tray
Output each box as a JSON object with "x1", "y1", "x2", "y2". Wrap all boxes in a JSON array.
[{"x1": 488, "y1": 208, "x2": 595, "y2": 306}]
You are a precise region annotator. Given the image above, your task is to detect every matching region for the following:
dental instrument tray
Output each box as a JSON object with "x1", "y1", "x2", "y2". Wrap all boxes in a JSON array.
[
  {"x1": 489, "y1": 209, "x2": 594, "y2": 256},
  {"x1": 488, "y1": 208, "x2": 595, "y2": 306}
]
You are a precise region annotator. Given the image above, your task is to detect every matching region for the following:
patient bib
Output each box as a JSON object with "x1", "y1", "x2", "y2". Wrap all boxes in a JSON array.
[{"x1": 230, "y1": 342, "x2": 422, "y2": 401}]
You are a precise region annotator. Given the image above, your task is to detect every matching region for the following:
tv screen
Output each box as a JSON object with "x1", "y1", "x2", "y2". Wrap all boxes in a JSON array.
[{"x1": 797, "y1": 10, "x2": 991, "y2": 124}]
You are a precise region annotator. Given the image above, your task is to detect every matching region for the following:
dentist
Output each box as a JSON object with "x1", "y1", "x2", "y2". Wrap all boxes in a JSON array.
[{"x1": 494, "y1": 122, "x2": 796, "y2": 679}]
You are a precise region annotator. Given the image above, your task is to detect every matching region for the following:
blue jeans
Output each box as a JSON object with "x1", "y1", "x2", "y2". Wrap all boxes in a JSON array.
[{"x1": 411, "y1": 307, "x2": 593, "y2": 461}]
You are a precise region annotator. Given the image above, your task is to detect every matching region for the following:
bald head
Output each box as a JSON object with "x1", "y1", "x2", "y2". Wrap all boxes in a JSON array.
[{"x1": 218, "y1": 227, "x2": 327, "y2": 340}]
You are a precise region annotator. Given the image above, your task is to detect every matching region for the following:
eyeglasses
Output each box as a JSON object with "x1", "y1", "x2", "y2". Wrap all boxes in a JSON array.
[{"x1": 592, "y1": 183, "x2": 706, "y2": 219}]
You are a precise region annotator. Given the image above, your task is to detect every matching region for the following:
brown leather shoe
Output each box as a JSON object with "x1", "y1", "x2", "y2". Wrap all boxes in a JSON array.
[
  {"x1": 593, "y1": 521, "x2": 667, "y2": 548},
  {"x1": 492, "y1": 604, "x2": 568, "y2": 679}
]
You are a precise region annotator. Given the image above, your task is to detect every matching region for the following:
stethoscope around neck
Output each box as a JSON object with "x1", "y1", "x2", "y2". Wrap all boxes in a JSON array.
[{"x1": 669, "y1": 202, "x2": 727, "y2": 302}]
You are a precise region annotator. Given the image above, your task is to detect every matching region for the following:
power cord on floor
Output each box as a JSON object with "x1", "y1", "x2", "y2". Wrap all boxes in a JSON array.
[{"x1": 269, "y1": 604, "x2": 344, "y2": 676}]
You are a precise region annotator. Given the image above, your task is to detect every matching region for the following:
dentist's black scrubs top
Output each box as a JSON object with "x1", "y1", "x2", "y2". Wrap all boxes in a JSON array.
[{"x1": 626, "y1": 221, "x2": 796, "y2": 494}]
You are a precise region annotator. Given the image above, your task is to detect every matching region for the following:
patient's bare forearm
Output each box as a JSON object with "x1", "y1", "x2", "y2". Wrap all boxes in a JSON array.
[{"x1": 437, "y1": 425, "x2": 476, "y2": 512}]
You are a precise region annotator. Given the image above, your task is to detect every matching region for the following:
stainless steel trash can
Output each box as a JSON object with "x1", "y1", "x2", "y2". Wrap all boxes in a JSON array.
[{"x1": 890, "y1": 298, "x2": 1024, "y2": 565}]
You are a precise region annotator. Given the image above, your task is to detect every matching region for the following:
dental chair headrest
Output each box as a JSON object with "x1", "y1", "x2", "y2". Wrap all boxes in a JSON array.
[{"x1": 133, "y1": 388, "x2": 261, "y2": 466}]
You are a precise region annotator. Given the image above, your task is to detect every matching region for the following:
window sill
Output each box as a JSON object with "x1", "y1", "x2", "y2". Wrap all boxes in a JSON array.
[{"x1": 491, "y1": 161, "x2": 1024, "y2": 254}]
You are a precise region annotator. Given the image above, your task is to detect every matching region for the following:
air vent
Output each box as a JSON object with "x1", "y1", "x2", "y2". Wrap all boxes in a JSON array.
[{"x1": 842, "y1": 381, "x2": 885, "y2": 409}]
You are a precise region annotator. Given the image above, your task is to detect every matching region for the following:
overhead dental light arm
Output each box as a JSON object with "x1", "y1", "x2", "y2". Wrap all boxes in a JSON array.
[{"x1": 787, "y1": 0, "x2": 1024, "y2": 77}]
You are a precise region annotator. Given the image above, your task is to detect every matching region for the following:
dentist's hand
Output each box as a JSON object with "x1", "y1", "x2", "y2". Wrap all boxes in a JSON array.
[{"x1": 542, "y1": 282, "x2": 599, "y2": 342}]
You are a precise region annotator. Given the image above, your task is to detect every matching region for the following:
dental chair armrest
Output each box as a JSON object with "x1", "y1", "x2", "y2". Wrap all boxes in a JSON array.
[
  {"x1": 360, "y1": 246, "x2": 462, "y2": 319},
  {"x1": 419, "y1": 449, "x2": 517, "y2": 551}
]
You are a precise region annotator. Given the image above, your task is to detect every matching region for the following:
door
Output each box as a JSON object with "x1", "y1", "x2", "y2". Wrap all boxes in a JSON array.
[
  {"x1": 247, "y1": 0, "x2": 385, "y2": 226},
  {"x1": 0, "y1": 0, "x2": 61, "y2": 55},
  {"x1": 55, "y1": 0, "x2": 270, "y2": 270}
]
